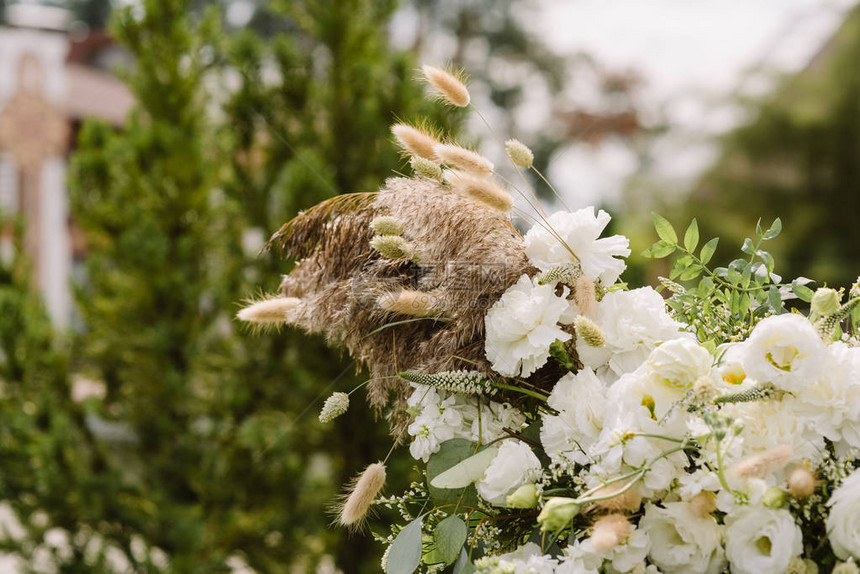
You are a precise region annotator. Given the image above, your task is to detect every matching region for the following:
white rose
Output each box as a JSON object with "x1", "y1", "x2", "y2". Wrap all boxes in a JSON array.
[
  {"x1": 639, "y1": 502, "x2": 725, "y2": 574},
  {"x1": 485, "y1": 275, "x2": 574, "y2": 377},
  {"x1": 827, "y1": 468, "x2": 860, "y2": 560},
  {"x1": 724, "y1": 506, "x2": 802, "y2": 574},
  {"x1": 524, "y1": 208, "x2": 631, "y2": 285},
  {"x1": 741, "y1": 313, "x2": 826, "y2": 391},
  {"x1": 476, "y1": 440, "x2": 542, "y2": 506}
]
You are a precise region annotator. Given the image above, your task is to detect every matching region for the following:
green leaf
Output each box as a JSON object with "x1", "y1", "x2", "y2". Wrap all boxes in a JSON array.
[
  {"x1": 651, "y1": 212, "x2": 677, "y2": 244},
  {"x1": 768, "y1": 286, "x2": 783, "y2": 312},
  {"x1": 763, "y1": 218, "x2": 782, "y2": 240},
  {"x1": 700, "y1": 238, "x2": 719, "y2": 265},
  {"x1": 792, "y1": 284, "x2": 814, "y2": 303},
  {"x1": 679, "y1": 264, "x2": 703, "y2": 282},
  {"x1": 430, "y1": 445, "x2": 497, "y2": 489},
  {"x1": 453, "y1": 548, "x2": 476, "y2": 574},
  {"x1": 641, "y1": 240, "x2": 676, "y2": 259},
  {"x1": 757, "y1": 250, "x2": 775, "y2": 274},
  {"x1": 387, "y1": 517, "x2": 423, "y2": 574},
  {"x1": 741, "y1": 238, "x2": 755, "y2": 255},
  {"x1": 425, "y1": 440, "x2": 483, "y2": 509},
  {"x1": 434, "y1": 515, "x2": 468, "y2": 565},
  {"x1": 683, "y1": 219, "x2": 699, "y2": 252}
]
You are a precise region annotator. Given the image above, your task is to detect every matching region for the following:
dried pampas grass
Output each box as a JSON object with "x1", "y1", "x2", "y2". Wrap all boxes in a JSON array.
[{"x1": 444, "y1": 170, "x2": 513, "y2": 212}]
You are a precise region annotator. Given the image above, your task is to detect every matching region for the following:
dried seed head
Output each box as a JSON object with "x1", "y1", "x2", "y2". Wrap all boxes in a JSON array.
[
  {"x1": 421, "y1": 65, "x2": 470, "y2": 107},
  {"x1": 574, "y1": 315, "x2": 605, "y2": 347},
  {"x1": 434, "y1": 143, "x2": 493, "y2": 176},
  {"x1": 574, "y1": 275, "x2": 597, "y2": 316},
  {"x1": 410, "y1": 156, "x2": 443, "y2": 180},
  {"x1": 589, "y1": 484, "x2": 641, "y2": 512},
  {"x1": 729, "y1": 444, "x2": 793, "y2": 479},
  {"x1": 370, "y1": 216, "x2": 404, "y2": 236},
  {"x1": 378, "y1": 290, "x2": 440, "y2": 318},
  {"x1": 391, "y1": 123, "x2": 441, "y2": 160},
  {"x1": 319, "y1": 392, "x2": 350, "y2": 423},
  {"x1": 505, "y1": 139, "x2": 534, "y2": 168},
  {"x1": 399, "y1": 370, "x2": 497, "y2": 396},
  {"x1": 787, "y1": 466, "x2": 816, "y2": 498},
  {"x1": 689, "y1": 492, "x2": 717, "y2": 517},
  {"x1": 370, "y1": 234, "x2": 415, "y2": 260},
  {"x1": 236, "y1": 296, "x2": 301, "y2": 327},
  {"x1": 444, "y1": 170, "x2": 513, "y2": 212},
  {"x1": 589, "y1": 514, "x2": 632, "y2": 552},
  {"x1": 338, "y1": 462, "x2": 386, "y2": 529},
  {"x1": 538, "y1": 262, "x2": 582, "y2": 287}
]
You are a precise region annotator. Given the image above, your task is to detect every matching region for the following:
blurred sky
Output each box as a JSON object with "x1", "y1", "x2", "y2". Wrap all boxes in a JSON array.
[{"x1": 531, "y1": 0, "x2": 860, "y2": 208}]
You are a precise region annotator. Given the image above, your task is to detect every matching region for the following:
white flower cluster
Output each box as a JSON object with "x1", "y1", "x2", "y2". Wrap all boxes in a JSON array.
[{"x1": 396, "y1": 207, "x2": 860, "y2": 573}]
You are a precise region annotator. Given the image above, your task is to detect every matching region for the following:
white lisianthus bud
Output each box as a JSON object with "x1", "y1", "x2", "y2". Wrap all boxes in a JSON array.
[
  {"x1": 409, "y1": 156, "x2": 442, "y2": 180},
  {"x1": 506, "y1": 483, "x2": 539, "y2": 509},
  {"x1": 319, "y1": 392, "x2": 349, "y2": 423},
  {"x1": 537, "y1": 497, "x2": 580, "y2": 532},
  {"x1": 761, "y1": 486, "x2": 787, "y2": 509},
  {"x1": 787, "y1": 467, "x2": 816, "y2": 498},
  {"x1": 574, "y1": 315, "x2": 605, "y2": 347},
  {"x1": 505, "y1": 139, "x2": 534, "y2": 168},
  {"x1": 811, "y1": 287, "x2": 841, "y2": 315},
  {"x1": 421, "y1": 65, "x2": 470, "y2": 107}
]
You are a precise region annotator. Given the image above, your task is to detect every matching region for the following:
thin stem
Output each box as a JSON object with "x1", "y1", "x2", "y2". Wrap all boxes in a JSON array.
[
  {"x1": 492, "y1": 382, "x2": 548, "y2": 402},
  {"x1": 532, "y1": 165, "x2": 571, "y2": 212}
]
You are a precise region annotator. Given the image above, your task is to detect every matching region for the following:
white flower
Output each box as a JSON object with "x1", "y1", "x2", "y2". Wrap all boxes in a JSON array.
[
  {"x1": 796, "y1": 342, "x2": 860, "y2": 448},
  {"x1": 476, "y1": 440, "x2": 542, "y2": 505},
  {"x1": 741, "y1": 313, "x2": 827, "y2": 391},
  {"x1": 485, "y1": 275, "x2": 574, "y2": 377},
  {"x1": 541, "y1": 370, "x2": 608, "y2": 466},
  {"x1": 639, "y1": 502, "x2": 726, "y2": 574},
  {"x1": 477, "y1": 543, "x2": 559, "y2": 574},
  {"x1": 565, "y1": 528, "x2": 650, "y2": 574},
  {"x1": 576, "y1": 287, "x2": 685, "y2": 379},
  {"x1": 469, "y1": 400, "x2": 527, "y2": 443},
  {"x1": 406, "y1": 391, "x2": 464, "y2": 462},
  {"x1": 524, "y1": 208, "x2": 631, "y2": 285},
  {"x1": 827, "y1": 468, "x2": 860, "y2": 560},
  {"x1": 724, "y1": 506, "x2": 802, "y2": 574}
]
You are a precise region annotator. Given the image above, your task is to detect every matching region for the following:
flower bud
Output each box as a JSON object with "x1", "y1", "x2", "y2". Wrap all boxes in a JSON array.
[
  {"x1": 811, "y1": 287, "x2": 840, "y2": 316},
  {"x1": 506, "y1": 483, "x2": 539, "y2": 509},
  {"x1": 787, "y1": 466, "x2": 816, "y2": 498},
  {"x1": 762, "y1": 486, "x2": 787, "y2": 509},
  {"x1": 537, "y1": 497, "x2": 580, "y2": 532}
]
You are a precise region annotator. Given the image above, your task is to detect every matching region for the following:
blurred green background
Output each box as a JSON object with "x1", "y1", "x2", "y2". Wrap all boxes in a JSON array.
[{"x1": 0, "y1": 0, "x2": 858, "y2": 572}]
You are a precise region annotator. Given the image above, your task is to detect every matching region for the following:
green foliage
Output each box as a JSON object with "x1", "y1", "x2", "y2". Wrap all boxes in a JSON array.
[
  {"x1": 644, "y1": 214, "x2": 815, "y2": 345},
  {"x1": 386, "y1": 516, "x2": 423, "y2": 574}
]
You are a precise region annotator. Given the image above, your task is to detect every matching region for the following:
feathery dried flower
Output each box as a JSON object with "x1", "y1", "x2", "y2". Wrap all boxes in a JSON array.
[
  {"x1": 538, "y1": 262, "x2": 582, "y2": 287},
  {"x1": 434, "y1": 143, "x2": 494, "y2": 176},
  {"x1": 319, "y1": 392, "x2": 350, "y2": 423},
  {"x1": 573, "y1": 275, "x2": 597, "y2": 316},
  {"x1": 410, "y1": 156, "x2": 443, "y2": 180},
  {"x1": 399, "y1": 370, "x2": 497, "y2": 396},
  {"x1": 589, "y1": 514, "x2": 632, "y2": 552},
  {"x1": 574, "y1": 315, "x2": 605, "y2": 347},
  {"x1": 370, "y1": 215, "x2": 404, "y2": 236},
  {"x1": 444, "y1": 170, "x2": 513, "y2": 212},
  {"x1": 370, "y1": 234, "x2": 415, "y2": 260},
  {"x1": 689, "y1": 491, "x2": 717, "y2": 517},
  {"x1": 787, "y1": 466, "x2": 816, "y2": 498},
  {"x1": 378, "y1": 290, "x2": 440, "y2": 318},
  {"x1": 338, "y1": 462, "x2": 386, "y2": 529},
  {"x1": 729, "y1": 444, "x2": 793, "y2": 479},
  {"x1": 421, "y1": 65, "x2": 470, "y2": 107},
  {"x1": 505, "y1": 139, "x2": 534, "y2": 168},
  {"x1": 236, "y1": 296, "x2": 301, "y2": 326},
  {"x1": 390, "y1": 123, "x2": 441, "y2": 160},
  {"x1": 589, "y1": 483, "x2": 641, "y2": 512}
]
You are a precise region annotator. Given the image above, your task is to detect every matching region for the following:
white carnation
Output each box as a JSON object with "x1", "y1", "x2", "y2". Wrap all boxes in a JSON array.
[
  {"x1": 640, "y1": 502, "x2": 725, "y2": 574},
  {"x1": 724, "y1": 506, "x2": 802, "y2": 574},
  {"x1": 485, "y1": 275, "x2": 574, "y2": 377},
  {"x1": 541, "y1": 370, "x2": 608, "y2": 466},
  {"x1": 476, "y1": 543, "x2": 559, "y2": 574},
  {"x1": 576, "y1": 287, "x2": 685, "y2": 379},
  {"x1": 476, "y1": 440, "x2": 542, "y2": 506},
  {"x1": 826, "y1": 468, "x2": 860, "y2": 560},
  {"x1": 524, "y1": 208, "x2": 631, "y2": 285},
  {"x1": 741, "y1": 313, "x2": 827, "y2": 391}
]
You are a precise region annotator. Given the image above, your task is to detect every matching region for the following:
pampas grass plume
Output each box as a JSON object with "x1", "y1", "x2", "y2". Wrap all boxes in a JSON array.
[
  {"x1": 435, "y1": 143, "x2": 493, "y2": 176},
  {"x1": 421, "y1": 65, "x2": 470, "y2": 107},
  {"x1": 236, "y1": 296, "x2": 301, "y2": 327},
  {"x1": 338, "y1": 462, "x2": 386, "y2": 529},
  {"x1": 590, "y1": 514, "x2": 632, "y2": 552},
  {"x1": 444, "y1": 170, "x2": 513, "y2": 212},
  {"x1": 391, "y1": 123, "x2": 441, "y2": 161}
]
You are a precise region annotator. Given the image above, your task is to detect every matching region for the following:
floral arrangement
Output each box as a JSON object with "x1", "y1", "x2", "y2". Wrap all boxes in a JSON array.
[{"x1": 238, "y1": 66, "x2": 860, "y2": 574}]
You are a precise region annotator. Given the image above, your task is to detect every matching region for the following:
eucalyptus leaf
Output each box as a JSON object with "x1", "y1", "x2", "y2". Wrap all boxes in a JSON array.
[
  {"x1": 434, "y1": 515, "x2": 468, "y2": 565},
  {"x1": 453, "y1": 548, "x2": 476, "y2": 574},
  {"x1": 387, "y1": 517, "x2": 423, "y2": 574}
]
